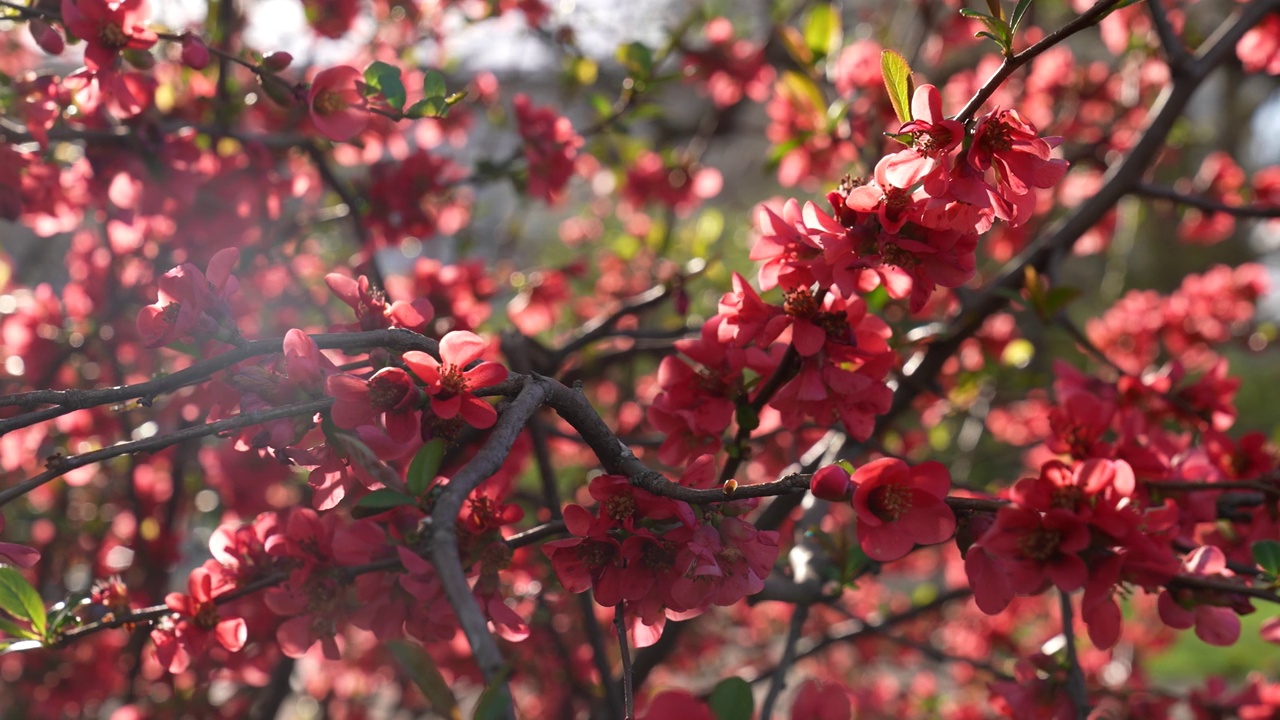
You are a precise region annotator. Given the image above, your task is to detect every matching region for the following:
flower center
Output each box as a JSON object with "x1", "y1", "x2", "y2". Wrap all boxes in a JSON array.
[
  {"x1": 437, "y1": 365, "x2": 469, "y2": 400},
  {"x1": 981, "y1": 120, "x2": 1014, "y2": 153},
  {"x1": 99, "y1": 22, "x2": 129, "y2": 49},
  {"x1": 193, "y1": 601, "x2": 220, "y2": 630},
  {"x1": 604, "y1": 495, "x2": 636, "y2": 522},
  {"x1": 314, "y1": 89, "x2": 347, "y2": 116},
  {"x1": 784, "y1": 287, "x2": 818, "y2": 319},
  {"x1": 576, "y1": 541, "x2": 615, "y2": 569},
  {"x1": 868, "y1": 484, "x2": 912, "y2": 522},
  {"x1": 1018, "y1": 528, "x2": 1062, "y2": 561}
]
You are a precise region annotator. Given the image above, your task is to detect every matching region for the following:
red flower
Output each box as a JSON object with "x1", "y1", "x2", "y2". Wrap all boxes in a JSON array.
[
  {"x1": 968, "y1": 108, "x2": 1068, "y2": 203},
  {"x1": 1158, "y1": 546, "x2": 1245, "y2": 646},
  {"x1": 325, "y1": 273, "x2": 434, "y2": 333},
  {"x1": 61, "y1": 0, "x2": 157, "y2": 71},
  {"x1": 402, "y1": 331, "x2": 508, "y2": 429},
  {"x1": 136, "y1": 247, "x2": 240, "y2": 347},
  {"x1": 879, "y1": 84, "x2": 963, "y2": 194},
  {"x1": 308, "y1": 66, "x2": 369, "y2": 142},
  {"x1": 153, "y1": 566, "x2": 247, "y2": 674},
  {"x1": 850, "y1": 458, "x2": 955, "y2": 561},
  {"x1": 978, "y1": 506, "x2": 1091, "y2": 594},
  {"x1": 325, "y1": 367, "x2": 422, "y2": 442},
  {"x1": 513, "y1": 94, "x2": 582, "y2": 204}
]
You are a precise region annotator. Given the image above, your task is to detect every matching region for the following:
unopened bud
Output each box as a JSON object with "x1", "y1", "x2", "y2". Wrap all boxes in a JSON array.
[
  {"x1": 810, "y1": 465, "x2": 854, "y2": 502},
  {"x1": 29, "y1": 19, "x2": 65, "y2": 55},
  {"x1": 260, "y1": 75, "x2": 297, "y2": 107},
  {"x1": 261, "y1": 51, "x2": 293, "y2": 73},
  {"x1": 181, "y1": 35, "x2": 210, "y2": 70}
]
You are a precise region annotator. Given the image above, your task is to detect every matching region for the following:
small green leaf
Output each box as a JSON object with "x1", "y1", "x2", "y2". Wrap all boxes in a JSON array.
[
  {"x1": 406, "y1": 98, "x2": 450, "y2": 119},
  {"x1": 880, "y1": 50, "x2": 914, "y2": 124},
  {"x1": 1253, "y1": 540, "x2": 1280, "y2": 578},
  {"x1": 422, "y1": 69, "x2": 448, "y2": 99},
  {"x1": 472, "y1": 665, "x2": 514, "y2": 720},
  {"x1": 407, "y1": 439, "x2": 446, "y2": 497},
  {"x1": 803, "y1": 4, "x2": 842, "y2": 60},
  {"x1": 615, "y1": 41, "x2": 653, "y2": 76},
  {"x1": 355, "y1": 488, "x2": 417, "y2": 514},
  {"x1": 363, "y1": 61, "x2": 406, "y2": 111},
  {"x1": 1010, "y1": 0, "x2": 1033, "y2": 34},
  {"x1": 777, "y1": 25, "x2": 814, "y2": 67},
  {"x1": 0, "y1": 568, "x2": 45, "y2": 639},
  {"x1": 1042, "y1": 286, "x2": 1082, "y2": 317},
  {"x1": 708, "y1": 676, "x2": 754, "y2": 720},
  {"x1": 389, "y1": 641, "x2": 461, "y2": 719},
  {"x1": 985, "y1": 0, "x2": 1004, "y2": 20}
]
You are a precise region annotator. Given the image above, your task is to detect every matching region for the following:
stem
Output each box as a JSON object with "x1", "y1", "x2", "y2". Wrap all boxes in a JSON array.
[
  {"x1": 760, "y1": 602, "x2": 809, "y2": 720},
  {"x1": 1059, "y1": 591, "x2": 1089, "y2": 720},
  {"x1": 615, "y1": 604, "x2": 635, "y2": 720}
]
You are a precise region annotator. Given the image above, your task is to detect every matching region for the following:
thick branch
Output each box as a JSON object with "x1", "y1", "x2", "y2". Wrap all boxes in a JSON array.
[{"x1": 429, "y1": 377, "x2": 546, "y2": 694}]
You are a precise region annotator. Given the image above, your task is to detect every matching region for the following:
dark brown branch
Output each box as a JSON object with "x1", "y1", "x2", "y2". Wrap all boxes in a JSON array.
[
  {"x1": 1134, "y1": 182, "x2": 1280, "y2": 219},
  {"x1": 1147, "y1": 0, "x2": 1192, "y2": 73},
  {"x1": 0, "y1": 329, "x2": 438, "y2": 436},
  {"x1": 0, "y1": 398, "x2": 333, "y2": 508},
  {"x1": 429, "y1": 377, "x2": 546, "y2": 704}
]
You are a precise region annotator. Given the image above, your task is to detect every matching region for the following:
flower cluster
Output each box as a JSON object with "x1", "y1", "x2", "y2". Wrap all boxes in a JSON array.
[{"x1": 544, "y1": 463, "x2": 779, "y2": 646}]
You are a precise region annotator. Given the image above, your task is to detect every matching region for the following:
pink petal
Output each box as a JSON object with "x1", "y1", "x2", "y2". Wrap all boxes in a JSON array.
[{"x1": 439, "y1": 330, "x2": 487, "y2": 366}]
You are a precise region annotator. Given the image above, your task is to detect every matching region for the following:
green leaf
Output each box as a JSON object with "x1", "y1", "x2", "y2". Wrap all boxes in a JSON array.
[
  {"x1": 354, "y1": 488, "x2": 417, "y2": 515},
  {"x1": 1010, "y1": 0, "x2": 1033, "y2": 34},
  {"x1": 777, "y1": 25, "x2": 814, "y2": 67},
  {"x1": 803, "y1": 4, "x2": 842, "y2": 60},
  {"x1": 389, "y1": 641, "x2": 461, "y2": 719},
  {"x1": 407, "y1": 98, "x2": 450, "y2": 119},
  {"x1": 615, "y1": 41, "x2": 653, "y2": 77},
  {"x1": 0, "y1": 614, "x2": 38, "y2": 641},
  {"x1": 422, "y1": 69, "x2": 448, "y2": 99},
  {"x1": 407, "y1": 439, "x2": 446, "y2": 497},
  {"x1": 0, "y1": 568, "x2": 45, "y2": 639},
  {"x1": 471, "y1": 664, "x2": 514, "y2": 720},
  {"x1": 363, "y1": 61, "x2": 406, "y2": 111},
  {"x1": 708, "y1": 676, "x2": 754, "y2": 720},
  {"x1": 880, "y1": 50, "x2": 914, "y2": 124},
  {"x1": 1253, "y1": 540, "x2": 1280, "y2": 578}
]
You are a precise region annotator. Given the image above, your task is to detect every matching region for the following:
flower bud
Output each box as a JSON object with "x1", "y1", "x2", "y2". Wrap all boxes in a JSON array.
[
  {"x1": 29, "y1": 19, "x2": 65, "y2": 56},
  {"x1": 181, "y1": 35, "x2": 210, "y2": 70},
  {"x1": 260, "y1": 75, "x2": 297, "y2": 107},
  {"x1": 261, "y1": 51, "x2": 293, "y2": 72},
  {"x1": 810, "y1": 465, "x2": 854, "y2": 502}
]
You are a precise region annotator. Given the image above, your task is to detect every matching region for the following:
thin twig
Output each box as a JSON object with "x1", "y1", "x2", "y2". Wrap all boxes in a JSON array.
[
  {"x1": 1060, "y1": 591, "x2": 1089, "y2": 720},
  {"x1": 760, "y1": 602, "x2": 809, "y2": 720},
  {"x1": 955, "y1": 0, "x2": 1129, "y2": 124},
  {"x1": 615, "y1": 604, "x2": 635, "y2": 720},
  {"x1": 1134, "y1": 182, "x2": 1280, "y2": 219}
]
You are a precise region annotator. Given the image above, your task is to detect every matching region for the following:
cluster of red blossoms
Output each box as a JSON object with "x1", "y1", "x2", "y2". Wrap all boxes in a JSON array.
[
  {"x1": 651, "y1": 84, "x2": 1067, "y2": 459},
  {"x1": 544, "y1": 457, "x2": 779, "y2": 647}
]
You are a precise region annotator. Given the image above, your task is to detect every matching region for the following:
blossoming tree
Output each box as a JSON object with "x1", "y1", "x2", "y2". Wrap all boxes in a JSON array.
[{"x1": 2, "y1": 0, "x2": 1280, "y2": 717}]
